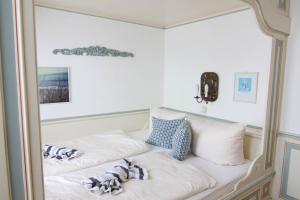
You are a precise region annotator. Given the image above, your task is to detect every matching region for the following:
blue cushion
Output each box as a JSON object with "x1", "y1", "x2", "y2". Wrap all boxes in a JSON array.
[
  {"x1": 146, "y1": 117, "x2": 184, "y2": 149},
  {"x1": 172, "y1": 121, "x2": 192, "y2": 161}
]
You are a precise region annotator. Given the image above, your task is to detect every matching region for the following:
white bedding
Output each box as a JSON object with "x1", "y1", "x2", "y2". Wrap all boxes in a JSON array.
[
  {"x1": 43, "y1": 130, "x2": 148, "y2": 176},
  {"x1": 45, "y1": 151, "x2": 216, "y2": 200},
  {"x1": 128, "y1": 129, "x2": 251, "y2": 200}
]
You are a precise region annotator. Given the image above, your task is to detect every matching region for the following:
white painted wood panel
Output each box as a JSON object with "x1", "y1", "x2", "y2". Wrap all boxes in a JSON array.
[
  {"x1": 272, "y1": 136, "x2": 300, "y2": 200},
  {"x1": 41, "y1": 110, "x2": 149, "y2": 143},
  {"x1": 34, "y1": 0, "x2": 248, "y2": 29},
  {"x1": 41, "y1": 109, "x2": 261, "y2": 160},
  {"x1": 286, "y1": 149, "x2": 300, "y2": 199}
]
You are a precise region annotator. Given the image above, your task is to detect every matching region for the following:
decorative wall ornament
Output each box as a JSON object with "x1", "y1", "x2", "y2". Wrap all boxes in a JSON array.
[{"x1": 53, "y1": 46, "x2": 134, "y2": 57}]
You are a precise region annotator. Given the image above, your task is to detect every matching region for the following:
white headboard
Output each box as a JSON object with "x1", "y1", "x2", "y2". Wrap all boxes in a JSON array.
[{"x1": 41, "y1": 108, "x2": 262, "y2": 160}]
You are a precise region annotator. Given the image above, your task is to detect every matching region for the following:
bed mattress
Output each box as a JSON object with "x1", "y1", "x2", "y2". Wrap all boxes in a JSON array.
[{"x1": 128, "y1": 129, "x2": 251, "y2": 200}]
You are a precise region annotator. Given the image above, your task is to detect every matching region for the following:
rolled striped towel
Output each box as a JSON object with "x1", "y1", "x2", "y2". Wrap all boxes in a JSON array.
[
  {"x1": 82, "y1": 158, "x2": 148, "y2": 195},
  {"x1": 42, "y1": 144, "x2": 81, "y2": 160}
]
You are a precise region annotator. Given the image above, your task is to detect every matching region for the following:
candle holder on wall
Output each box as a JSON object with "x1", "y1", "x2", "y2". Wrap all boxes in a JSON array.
[{"x1": 194, "y1": 72, "x2": 219, "y2": 104}]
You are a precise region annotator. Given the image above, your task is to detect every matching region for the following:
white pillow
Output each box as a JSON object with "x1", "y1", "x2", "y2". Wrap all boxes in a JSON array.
[
  {"x1": 189, "y1": 119, "x2": 246, "y2": 165},
  {"x1": 149, "y1": 108, "x2": 186, "y2": 133}
]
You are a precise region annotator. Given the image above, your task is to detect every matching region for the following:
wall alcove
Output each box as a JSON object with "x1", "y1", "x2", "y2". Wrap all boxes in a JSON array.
[{"x1": 7, "y1": 0, "x2": 291, "y2": 199}]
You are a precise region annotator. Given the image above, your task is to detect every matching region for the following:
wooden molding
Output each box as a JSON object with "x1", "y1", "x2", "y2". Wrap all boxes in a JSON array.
[
  {"x1": 13, "y1": 0, "x2": 44, "y2": 199},
  {"x1": 280, "y1": 142, "x2": 300, "y2": 199},
  {"x1": 0, "y1": 51, "x2": 12, "y2": 200},
  {"x1": 226, "y1": 0, "x2": 290, "y2": 198},
  {"x1": 242, "y1": 0, "x2": 290, "y2": 38}
]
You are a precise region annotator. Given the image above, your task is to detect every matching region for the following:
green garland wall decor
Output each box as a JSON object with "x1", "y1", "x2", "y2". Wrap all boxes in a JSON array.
[{"x1": 53, "y1": 46, "x2": 134, "y2": 57}]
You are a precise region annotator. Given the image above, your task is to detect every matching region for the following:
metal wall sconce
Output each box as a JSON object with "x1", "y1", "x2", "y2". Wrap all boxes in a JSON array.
[{"x1": 194, "y1": 72, "x2": 219, "y2": 104}]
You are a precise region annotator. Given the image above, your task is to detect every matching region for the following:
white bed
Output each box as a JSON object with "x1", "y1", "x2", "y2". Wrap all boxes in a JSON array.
[
  {"x1": 43, "y1": 130, "x2": 148, "y2": 176},
  {"x1": 43, "y1": 129, "x2": 251, "y2": 200},
  {"x1": 44, "y1": 151, "x2": 217, "y2": 200},
  {"x1": 128, "y1": 129, "x2": 251, "y2": 200}
]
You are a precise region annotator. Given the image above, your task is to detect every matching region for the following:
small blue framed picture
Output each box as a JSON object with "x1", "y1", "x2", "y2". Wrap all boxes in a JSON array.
[{"x1": 234, "y1": 72, "x2": 258, "y2": 103}]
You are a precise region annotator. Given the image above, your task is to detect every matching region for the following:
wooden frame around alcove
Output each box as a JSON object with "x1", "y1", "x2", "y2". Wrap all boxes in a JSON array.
[
  {"x1": 10, "y1": 0, "x2": 291, "y2": 199},
  {"x1": 225, "y1": 0, "x2": 291, "y2": 199}
]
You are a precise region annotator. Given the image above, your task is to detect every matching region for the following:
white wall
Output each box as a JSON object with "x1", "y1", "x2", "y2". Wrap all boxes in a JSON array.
[
  {"x1": 36, "y1": 7, "x2": 273, "y2": 127},
  {"x1": 280, "y1": 0, "x2": 300, "y2": 135},
  {"x1": 35, "y1": 7, "x2": 164, "y2": 120},
  {"x1": 164, "y1": 10, "x2": 272, "y2": 127}
]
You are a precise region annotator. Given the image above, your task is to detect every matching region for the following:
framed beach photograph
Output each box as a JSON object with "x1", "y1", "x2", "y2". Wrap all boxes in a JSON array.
[
  {"x1": 38, "y1": 67, "x2": 70, "y2": 104},
  {"x1": 234, "y1": 72, "x2": 258, "y2": 103}
]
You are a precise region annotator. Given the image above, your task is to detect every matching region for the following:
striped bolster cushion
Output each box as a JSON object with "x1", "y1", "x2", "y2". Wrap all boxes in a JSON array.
[
  {"x1": 82, "y1": 159, "x2": 148, "y2": 195},
  {"x1": 42, "y1": 144, "x2": 81, "y2": 160}
]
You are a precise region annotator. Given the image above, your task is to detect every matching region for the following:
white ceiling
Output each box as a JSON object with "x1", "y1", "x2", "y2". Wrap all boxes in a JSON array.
[{"x1": 34, "y1": 0, "x2": 249, "y2": 29}]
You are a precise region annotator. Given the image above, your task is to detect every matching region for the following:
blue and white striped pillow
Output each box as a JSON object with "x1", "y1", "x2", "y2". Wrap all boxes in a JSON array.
[
  {"x1": 146, "y1": 117, "x2": 184, "y2": 149},
  {"x1": 172, "y1": 121, "x2": 192, "y2": 161}
]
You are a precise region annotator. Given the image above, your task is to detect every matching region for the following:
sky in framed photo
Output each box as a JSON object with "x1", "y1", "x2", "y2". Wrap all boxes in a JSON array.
[{"x1": 238, "y1": 78, "x2": 252, "y2": 93}]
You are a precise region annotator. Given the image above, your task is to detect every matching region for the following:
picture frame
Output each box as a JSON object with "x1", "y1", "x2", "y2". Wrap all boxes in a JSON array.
[
  {"x1": 38, "y1": 67, "x2": 71, "y2": 104},
  {"x1": 234, "y1": 72, "x2": 258, "y2": 103}
]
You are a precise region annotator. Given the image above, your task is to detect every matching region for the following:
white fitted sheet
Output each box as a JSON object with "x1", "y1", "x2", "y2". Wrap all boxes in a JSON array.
[{"x1": 128, "y1": 129, "x2": 251, "y2": 200}]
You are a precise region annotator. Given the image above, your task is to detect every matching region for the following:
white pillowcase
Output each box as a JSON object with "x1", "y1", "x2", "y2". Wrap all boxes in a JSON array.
[
  {"x1": 189, "y1": 119, "x2": 246, "y2": 165},
  {"x1": 149, "y1": 108, "x2": 186, "y2": 133}
]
